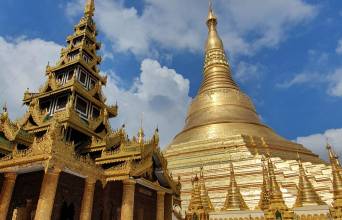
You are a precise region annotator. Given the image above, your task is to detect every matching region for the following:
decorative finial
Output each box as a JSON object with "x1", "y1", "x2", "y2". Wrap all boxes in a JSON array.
[
  {"x1": 257, "y1": 158, "x2": 270, "y2": 210},
  {"x1": 3, "y1": 102, "x2": 7, "y2": 113},
  {"x1": 84, "y1": 0, "x2": 95, "y2": 17},
  {"x1": 207, "y1": 0, "x2": 217, "y2": 23},
  {"x1": 209, "y1": 0, "x2": 213, "y2": 11},
  {"x1": 153, "y1": 125, "x2": 160, "y2": 146},
  {"x1": 140, "y1": 112, "x2": 144, "y2": 129}
]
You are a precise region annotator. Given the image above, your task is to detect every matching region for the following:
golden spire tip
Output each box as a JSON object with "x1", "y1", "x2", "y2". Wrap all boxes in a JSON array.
[
  {"x1": 207, "y1": 0, "x2": 217, "y2": 22},
  {"x1": 84, "y1": 0, "x2": 95, "y2": 17}
]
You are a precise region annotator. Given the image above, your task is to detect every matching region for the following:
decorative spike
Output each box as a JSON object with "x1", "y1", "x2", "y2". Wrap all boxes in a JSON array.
[
  {"x1": 327, "y1": 144, "x2": 342, "y2": 212},
  {"x1": 265, "y1": 157, "x2": 294, "y2": 219},
  {"x1": 327, "y1": 143, "x2": 341, "y2": 167},
  {"x1": 153, "y1": 126, "x2": 159, "y2": 146},
  {"x1": 2, "y1": 102, "x2": 7, "y2": 113},
  {"x1": 84, "y1": 0, "x2": 95, "y2": 17},
  {"x1": 199, "y1": 166, "x2": 215, "y2": 211},
  {"x1": 222, "y1": 163, "x2": 248, "y2": 211},
  {"x1": 207, "y1": 0, "x2": 217, "y2": 24},
  {"x1": 186, "y1": 174, "x2": 209, "y2": 220},
  {"x1": 294, "y1": 153, "x2": 325, "y2": 207},
  {"x1": 257, "y1": 156, "x2": 270, "y2": 210},
  {"x1": 188, "y1": 174, "x2": 203, "y2": 211},
  {"x1": 267, "y1": 157, "x2": 286, "y2": 208}
]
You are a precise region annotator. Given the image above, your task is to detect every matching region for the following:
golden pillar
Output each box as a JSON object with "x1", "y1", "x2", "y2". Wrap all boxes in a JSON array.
[
  {"x1": 0, "y1": 172, "x2": 17, "y2": 220},
  {"x1": 120, "y1": 179, "x2": 136, "y2": 220},
  {"x1": 34, "y1": 168, "x2": 61, "y2": 220},
  {"x1": 80, "y1": 178, "x2": 96, "y2": 220},
  {"x1": 156, "y1": 191, "x2": 165, "y2": 220}
]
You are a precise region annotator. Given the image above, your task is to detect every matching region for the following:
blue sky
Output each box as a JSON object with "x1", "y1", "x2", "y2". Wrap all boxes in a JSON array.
[{"x1": 1, "y1": 0, "x2": 342, "y2": 157}]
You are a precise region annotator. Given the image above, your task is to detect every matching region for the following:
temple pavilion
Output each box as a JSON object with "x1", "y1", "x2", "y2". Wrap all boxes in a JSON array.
[{"x1": 0, "y1": 1, "x2": 180, "y2": 220}]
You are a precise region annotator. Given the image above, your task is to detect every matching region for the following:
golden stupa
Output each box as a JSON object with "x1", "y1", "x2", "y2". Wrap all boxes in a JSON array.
[{"x1": 164, "y1": 3, "x2": 340, "y2": 219}]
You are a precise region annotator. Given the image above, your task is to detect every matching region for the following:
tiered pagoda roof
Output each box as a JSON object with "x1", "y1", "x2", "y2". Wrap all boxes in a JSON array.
[{"x1": 0, "y1": 0, "x2": 179, "y2": 201}]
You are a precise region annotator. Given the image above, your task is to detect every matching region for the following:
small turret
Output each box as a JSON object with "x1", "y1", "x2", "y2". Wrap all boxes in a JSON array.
[
  {"x1": 199, "y1": 166, "x2": 214, "y2": 211},
  {"x1": 265, "y1": 157, "x2": 293, "y2": 219},
  {"x1": 327, "y1": 144, "x2": 342, "y2": 218},
  {"x1": 257, "y1": 156, "x2": 270, "y2": 210},
  {"x1": 294, "y1": 153, "x2": 325, "y2": 207},
  {"x1": 152, "y1": 127, "x2": 159, "y2": 146},
  {"x1": 0, "y1": 102, "x2": 8, "y2": 121},
  {"x1": 222, "y1": 163, "x2": 248, "y2": 211},
  {"x1": 186, "y1": 174, "x2": 209, "y2": 220}
]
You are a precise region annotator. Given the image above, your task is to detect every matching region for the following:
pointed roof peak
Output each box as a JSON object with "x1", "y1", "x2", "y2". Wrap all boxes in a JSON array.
[
  {"x1": 198, "y1": 167, "x2": 215, "y2": 211},
  {"x1": 295, "y1": 153, "x2": 326, "y2": 207},
  {"x1": 84, "y1": 0, "x2": 95, "y2": 17},
  {"x1": 222, "y1": 162, "x2": 249, "y2": 211},
  {"x1": 207, "y1": 0, "x2": 217, "y2": 22},
  {"x1": 205, "y1": 0, "x2": 222, "y2": 52},
  {"x1": 2, "y1": 102, "x2": 7, "y2": 113}
]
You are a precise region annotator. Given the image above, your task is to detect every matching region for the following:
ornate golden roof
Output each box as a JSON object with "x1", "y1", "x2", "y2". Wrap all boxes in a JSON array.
[{"x1": 167, "y1": 1, "x2": 320, "y2": 162}]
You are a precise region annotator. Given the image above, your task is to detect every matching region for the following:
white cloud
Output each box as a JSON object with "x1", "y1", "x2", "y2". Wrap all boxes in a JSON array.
[
  {"x1": 296, "y1": 128, "x2": 342, "y2": 161},
  {"x1": 66, "y1": 0, "x2": 317, "y2": 57},
  {"x1": 235, "y1": 61, "x2": 262, "y2": 82},
  {"x1": 336, "y1": 39, "x2": 342, "y2": 54},
  {"x1": 277, "y1": 68, "x2": 342, "y2": 97},
  {"x1": 0, "y1": 37, "x2": 62, "y2": 119},
  {"x1": 104, "y1": 59, "x2": 191, "y2": 147},
  {"x1": 327, "y1": 68, "x2": 342, "y2": 96},
  {"x1": 276, "y1": 72, "x2": 323, "y2": 88}
]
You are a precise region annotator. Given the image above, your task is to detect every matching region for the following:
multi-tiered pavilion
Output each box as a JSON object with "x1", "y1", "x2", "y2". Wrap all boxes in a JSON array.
[{"x1": 0, "y1": 1, "x2": 180, "y2": 220}]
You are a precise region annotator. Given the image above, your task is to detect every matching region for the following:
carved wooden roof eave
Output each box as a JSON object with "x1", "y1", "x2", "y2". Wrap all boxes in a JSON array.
[
  {"x1": 0, "y1": 116, "x2": 33, "y2": 147},
  {"x1": 0, "y1": 121, "x2": 105, "y2": 182},
  {"x1": 23, "y1": 82, "x2": 111, "y2": 112},
  {"x1": 20, "y1": 105, "x2": 111, "y2": 140},
  {"x1": 48, "y1": 54, "x2": 106, "y2": 85},
  {"x1": 0, "y1": 145, "x2": 12, "y2": 155}
]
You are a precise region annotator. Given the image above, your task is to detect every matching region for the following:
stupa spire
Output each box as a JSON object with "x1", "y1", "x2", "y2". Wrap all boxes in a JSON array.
[
  {"x1": 199, "y1": 1, "x2": 239, "y2": 94},
  {"x1": 137, "y1": 114, "x2": 145, "y2": 144},
  {"x1": 257, "y1": 156, "x2": 270, "y2": 210},
  {"x1": 327, "y1": 144, "x2": 342, "y2": 208},
  {"x1": 188, "y1": 174, "x2": 203, "y2": 210},
  {"x1": 267, "y1": 157, "x2": 287, "y2": 208},
  {"x1": 222, "y1": 163, "x2": 248, "y2": 211},
  {"x1": 199, "y1": 166, "x2": 215, "y2": 211},
  {"x1": 265, "y1": 157, "x2": 294, "y2": 219},
  {"x1": 186, "y1": 174, "x2": 210, "y2": 220},
  {"x1": 294, "y1": 153, "x2": 325, "y2": 207}
]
